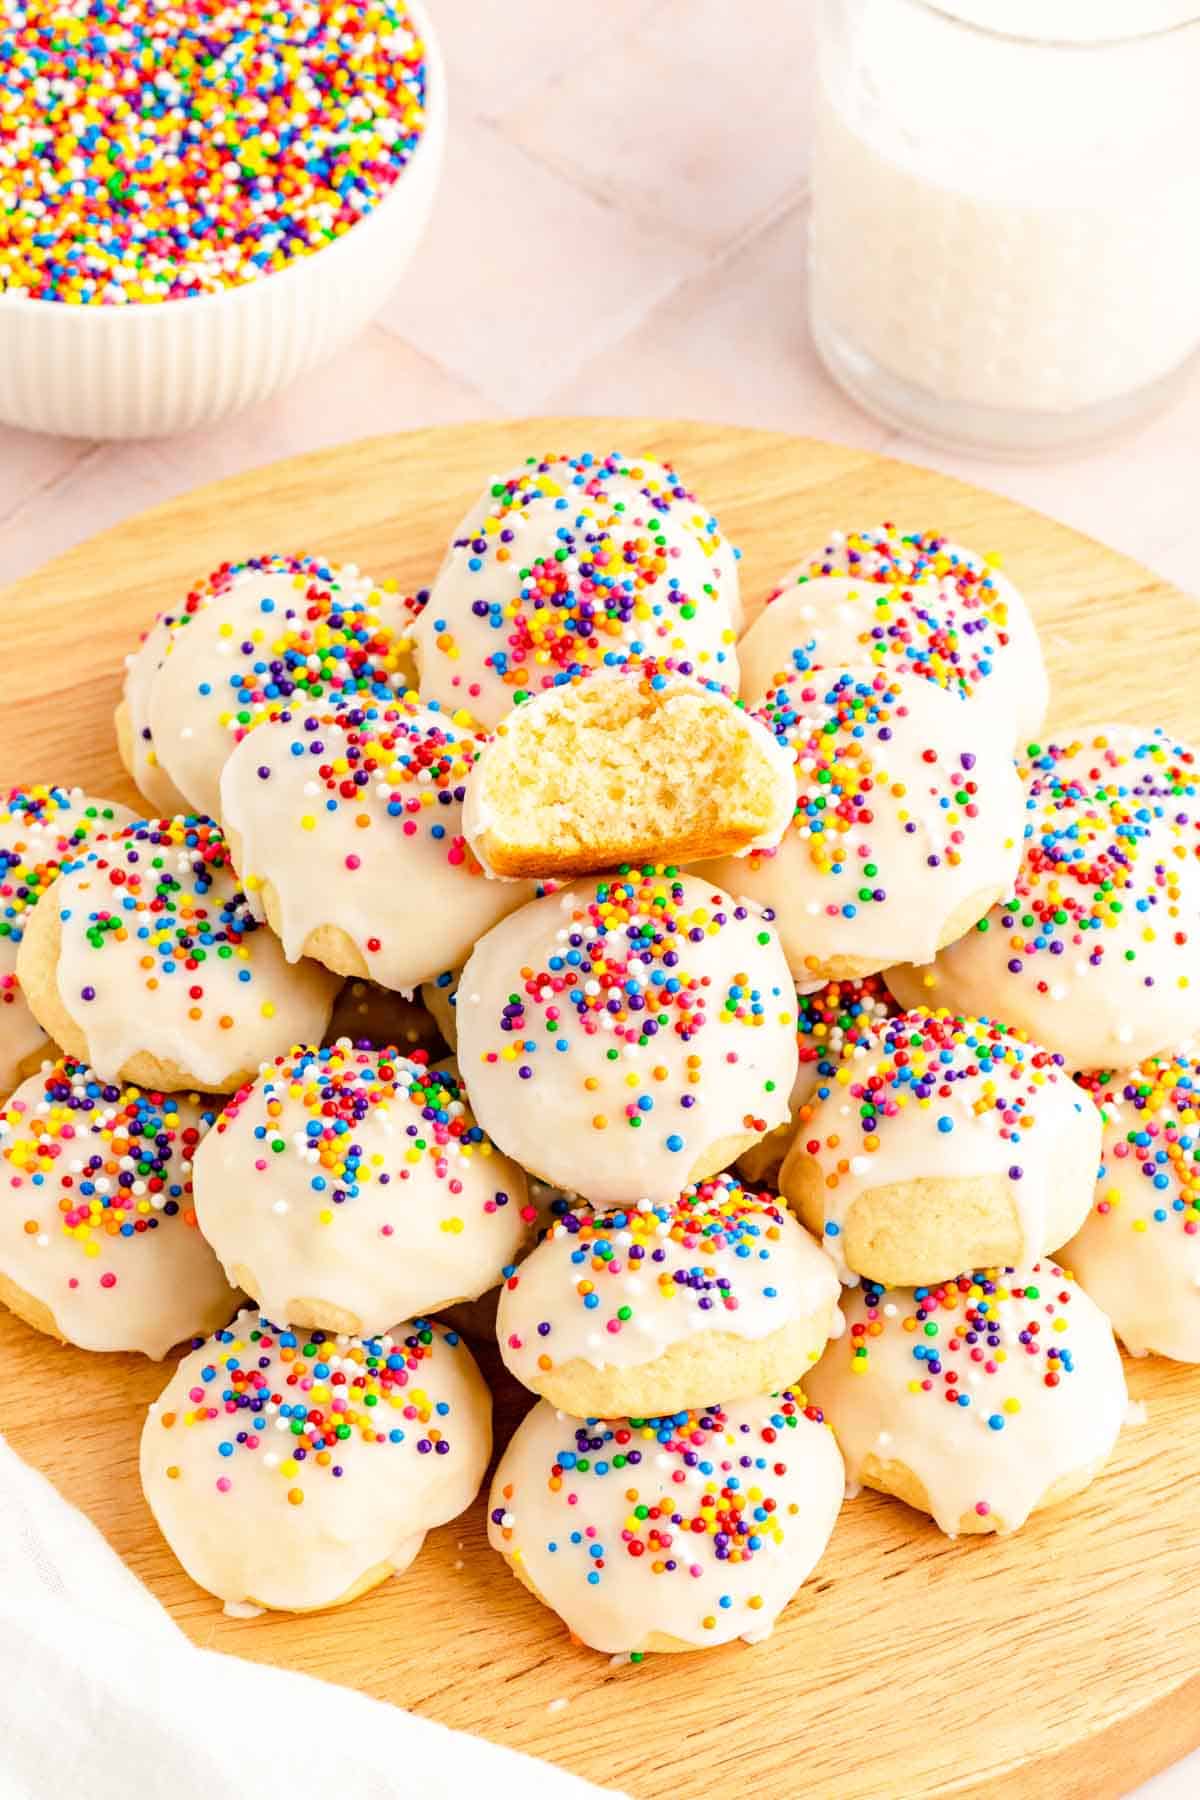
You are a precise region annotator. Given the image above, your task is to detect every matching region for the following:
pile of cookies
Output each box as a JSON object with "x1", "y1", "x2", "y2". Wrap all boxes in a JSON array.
[{"x1": 2, "y1": 452, "x2": 1198, "y2": 1656}]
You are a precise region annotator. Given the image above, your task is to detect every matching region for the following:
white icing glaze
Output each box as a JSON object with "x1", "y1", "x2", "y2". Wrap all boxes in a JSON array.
[
  {"x1": 193, "y1": 1043, "x2": 533, "y2": 1336},
  {"x1": 739, "y1": 526, "x2": 1047, "y2": 744},
  {"x1": 787, "y1": 1011, "x2": 1101, "y2": 1283},
  {"x1": 805, "y1": 1263, "x2": 1126, "y2": 1534},
  {"x1": 885, "y1": 734, "x2": 1200, "y2": 1068},
  {"x1": 455, "y1": 869, "x2": 798, "y2": 1206},
  {"x1": 413, "y1": 453, "x2": 742, "y2": 728},
  {"x1": 122, "y1": 614, "x2": 192, "y2": 815},
  {"x1": 0, "y1": 788, "x2": 139, "y2": 1093},
  {"x1": 141, "y1": 1309, "x2": 491, "y2": 1611},
  {"x1": 143, "y1": 556, "x2": 416, "y2": 821},
  {"x1": 488, "y1": 1392, "x2": 843, "y2": 1653},
  {"x1": 219, "y1": 701, "x2": 536, "y2": 990},
  {"x1": 43, "y1": 818, "x2": 338, "y2": 1088},
  {"x1": 498, "y1": 1175, "x2": 840, "y2": 1387},
  {"x1": 1060, "y1": 1054, "x2": 1200, "y2": 1361},
  {"x1": 698, "y1": 667, "x2": 1024, "y2": 981},
  {"x1": 0, "y1": 1059, "x2": 238, "y2": 1357}
]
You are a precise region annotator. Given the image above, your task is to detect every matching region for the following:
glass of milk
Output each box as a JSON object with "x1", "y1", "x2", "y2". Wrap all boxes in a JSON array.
[{"x1": 810, "y1": 1, "x2": 1200, "y2": 453}]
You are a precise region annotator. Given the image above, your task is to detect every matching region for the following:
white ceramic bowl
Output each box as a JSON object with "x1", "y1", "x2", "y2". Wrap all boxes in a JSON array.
[{"x1": 0, "y1": 0, "x2": 446, "y2": 440}]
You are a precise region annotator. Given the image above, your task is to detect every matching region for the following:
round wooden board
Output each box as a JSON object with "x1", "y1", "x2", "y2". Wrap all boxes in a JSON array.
[{"x1": 2, "y1": 419, "x2": 1199, "y2": 1800}]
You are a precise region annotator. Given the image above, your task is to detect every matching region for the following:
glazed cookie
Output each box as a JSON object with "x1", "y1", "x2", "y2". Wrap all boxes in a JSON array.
[
  {"x1": 117, "y1": 612, "x2": 192, "y2": 817},
  {"x1": 420, "y1": 968, "x2": 460, "y2": 1048},
  {"x1": 739, "y1": 526, "x2": 1047, "y2": 745},
  {"x1": 0, "y1": 1058, "x2": 238, "y2": 1357},
  {"x1": 886, "y1": 736, "x2": 1200, "y2": 1068},
  {"x1": 462, "y1": 662, "x2": 794, "y2": 880},
  {"x1": 497, "y1": 1173, "x2": 841, "y2": 1417},
  {"x1": 192, "y1": 1043, "x2": 534, "y2": 1337},
  {"x1": 120, "y1": 554, "x2": 417, "y2": 822},
  {"x1": 413, "y1": 452, "x2": 742, "y2": 728},
  {"x1": 805, "y1": 1263, "x2": 1126, "y2": 1535},
  {"x1": 456, "y1": 867, "x2": 799, "y2": 1206},
  {"x1": 17, "y1": 817, "x2": 339, "y2": 1092},
  {"x1": 779, "y1": 1010, "x2": 1101, "y2": 1286},
  {"x1": 220, "y1": 700, "x2": 537, "y2": 991},
  {"x1": 739, "y1": 974, "x2": 901, "y2": 1185},
  {"x1": 142, "y1": 1310, "x2": 491, "y2": 1614},
  {"x1": 0, "y1": 786, "x2": 138, "y2": 1095},
  {"x1": 488, "y1": 1390, "x2": 843, "y2": 1654},
  {"x1": 324, "y1": 980, "x2": 443, "y2": 1054},
  {"x1": 699, "y1": 668, "x2": 1024, "y2": 983},
  {"x1": 1059, "y1": 1054, "x2": 1200, "y2": 1360}
]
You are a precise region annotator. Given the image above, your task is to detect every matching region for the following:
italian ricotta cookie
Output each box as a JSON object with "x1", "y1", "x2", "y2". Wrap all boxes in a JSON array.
[
  {"x1": 221, "y1": 700, "x2": 537, "y2": 991},
  {"x1": 324, "y1": 980, "x2": 443, "y2": 1054},
  {"x1": 0, "y1": 1058, "x2": 238, "y2": 1356},
  {"x1": 497, "y1": 1173, "x2": 841, "y2": 1418},
  {"x1": 413, "y1": 452, "x2": 742, "y2": 728},
  {"x1": 119, "y1": 553, "x2": 417, "y2": 822},
  {"x1": 488, "y1": 1390, "x2": 843, "y2": 1654},
  {"x1": 142, "y1": 1310, "x2": 491, "y2": 1614},
  {"x1": 456, "y1": 867, "x2": 799, "y2": 1206},
  {"x1": 16, "y1": 817, "x2": 339, "y2": 1092},
  {"x1": 779, "y1": 1011, "x2": 1101, "y2": 1286},
  {"x1": 805, "y1": 1263, "x2": 1126, "y2": 1535},
  {"x1": 886, "y1": 738, "x2": 1200, "y2": 1068},
  {"x1": 1059, "y1": 1053, "x2": 1200, "y2": 1360},
  {"x1": 739, "y1": 974, "x2": 901, "y2": 1185},
  {"x1": 192, "y1": 1043, "x2": 534, "y2": 1337},
  {"x1": 462, "y1": 662, "x2": 794, "y2": 880},
  {"x1": 699, "y1": 668, "x2": 1023, "y2": 983},
  {"x1": 1, "y1": 786, "x2": 138, "y2": 1094},
  {"x1": 117, "y1": 612, "x2": 192, "y2": 817},
  {"x1": 739, "y1": 527, "x2": 1047, "y2": 745}
]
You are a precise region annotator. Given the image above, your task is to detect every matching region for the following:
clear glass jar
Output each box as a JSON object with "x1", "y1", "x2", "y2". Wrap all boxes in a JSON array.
[{"x1": 809, "y1": 1, "x2": 1200, "y2": 454}]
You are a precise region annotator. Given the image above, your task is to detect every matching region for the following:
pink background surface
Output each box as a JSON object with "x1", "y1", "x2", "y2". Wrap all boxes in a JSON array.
[{"x1": 1, "y1": 0, "x2": 1198, "y2": 603}]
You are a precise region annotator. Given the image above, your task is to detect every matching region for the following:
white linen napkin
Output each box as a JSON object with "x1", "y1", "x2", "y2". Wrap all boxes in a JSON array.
[{"x1": 0, "y1": 1432, "x2": 622, "y2": 1800}]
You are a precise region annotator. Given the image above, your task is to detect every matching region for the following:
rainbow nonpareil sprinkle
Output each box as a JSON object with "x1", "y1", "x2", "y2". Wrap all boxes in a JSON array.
[{"x1": 0, "y1": 1, "x2": 428, "y2": 305}]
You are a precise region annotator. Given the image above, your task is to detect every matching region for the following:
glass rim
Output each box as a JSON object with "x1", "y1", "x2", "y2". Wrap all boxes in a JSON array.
[{"x1": 908, "y1": 0, "x2": 1200, "y2": 49}]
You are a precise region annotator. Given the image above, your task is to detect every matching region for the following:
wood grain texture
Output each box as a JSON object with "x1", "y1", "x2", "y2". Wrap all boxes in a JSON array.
[{"x1": 1, "y1": 419, "x2": 1198, "y2": 1800}]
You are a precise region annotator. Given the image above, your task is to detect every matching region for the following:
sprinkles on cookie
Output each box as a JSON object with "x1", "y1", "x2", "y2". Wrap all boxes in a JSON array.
[
  {"x1": 165, "y1": 1315, "x2": 461, "y2": 1498},
  {"x1": 214, "y1": 1041, "x2": 523, "y2": 1219},
  {"x1": 1059, "y1": 1054, "x2": 1200, "y2": 1361},
  {"x1": 0, "y1": 1055, "x2": 237, "y2": 1355},
  {"x1": 415, "y1": 453, "x2": 741, "y2": 725},
  {"x1": 2, "y1": 1057, "x2": 213, "y2": 1253},
  {"x1": 759, "y1": 527, "x2": 1019, "y2": 703}
]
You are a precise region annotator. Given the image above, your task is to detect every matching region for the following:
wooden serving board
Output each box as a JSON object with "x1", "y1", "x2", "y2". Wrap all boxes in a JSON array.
[{"x1": 2, "y1": 420, "x2": 1199, "y2": 1800}]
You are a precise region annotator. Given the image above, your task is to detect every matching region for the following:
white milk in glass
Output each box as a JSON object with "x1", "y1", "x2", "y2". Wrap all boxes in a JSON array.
[{"x1": 810, "y1": 0, "x2": 1200, "y2": 450}]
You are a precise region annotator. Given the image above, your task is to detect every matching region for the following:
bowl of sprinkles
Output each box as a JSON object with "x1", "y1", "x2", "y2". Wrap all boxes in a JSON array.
[{"x1": 0, "y1": 0, "x2": 445, "y2": 438}]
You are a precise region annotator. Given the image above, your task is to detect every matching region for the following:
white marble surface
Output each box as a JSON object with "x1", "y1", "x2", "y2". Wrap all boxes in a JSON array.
[{"x1": 0, "y1": 4, "x2": 1196, "y2": 1790}]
